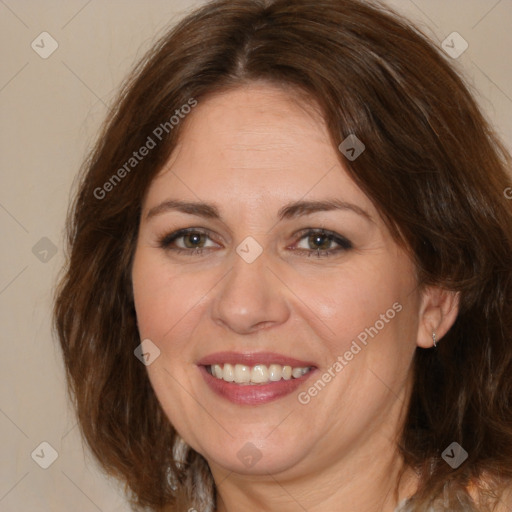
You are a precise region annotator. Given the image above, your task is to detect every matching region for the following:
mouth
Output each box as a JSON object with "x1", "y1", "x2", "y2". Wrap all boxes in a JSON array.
[{"x1": 197, "y1": 352, "x2": 317, "y2": 405}]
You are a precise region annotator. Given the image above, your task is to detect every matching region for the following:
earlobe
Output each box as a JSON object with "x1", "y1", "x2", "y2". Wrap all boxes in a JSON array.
[{"x1": 416, "y1": 287, "x2": 460, "y2": 349}]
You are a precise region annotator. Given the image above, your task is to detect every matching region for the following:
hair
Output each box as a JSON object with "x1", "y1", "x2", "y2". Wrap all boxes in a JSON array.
[{"x1": 54, "y1": 0, "x2": 512, "y2": 510}]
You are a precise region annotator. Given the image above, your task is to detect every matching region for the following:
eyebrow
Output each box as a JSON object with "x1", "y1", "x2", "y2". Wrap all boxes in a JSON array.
[{"x1": 145, "y1": 198, "x2": 373, "y2": 222}]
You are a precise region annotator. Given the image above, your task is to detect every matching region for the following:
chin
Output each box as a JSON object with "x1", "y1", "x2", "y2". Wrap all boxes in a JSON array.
[{"x1": 194, "y1": 426, "x2": 312, "y2": 477}]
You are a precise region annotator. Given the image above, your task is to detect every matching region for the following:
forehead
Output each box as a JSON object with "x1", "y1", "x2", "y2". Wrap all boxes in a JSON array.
[
  {"x1": 145, "y1": 84, "x2": 374, "y2": 216},
  {"x1": 174, "y1": 84, "x2": 330, "y2": 167}
]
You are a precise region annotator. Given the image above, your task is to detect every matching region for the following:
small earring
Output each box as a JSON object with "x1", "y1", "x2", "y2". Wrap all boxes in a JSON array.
[{"x1": 433, "y1": 332, "x2": 437, "y2": 348}]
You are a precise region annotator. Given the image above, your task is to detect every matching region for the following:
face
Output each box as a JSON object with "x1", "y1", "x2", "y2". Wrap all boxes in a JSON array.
[{"x1": 132, "y1": 84, "x2": 424, "y2": 479}]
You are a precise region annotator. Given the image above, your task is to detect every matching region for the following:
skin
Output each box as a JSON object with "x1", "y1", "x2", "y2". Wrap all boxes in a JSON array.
[{"x1": 131, "y1": 83, "x2": 459, "y2": 512}]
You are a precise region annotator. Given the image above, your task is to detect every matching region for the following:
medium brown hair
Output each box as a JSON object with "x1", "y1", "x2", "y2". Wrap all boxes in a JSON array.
[{"x1": 54, "y1": 0, "x2": 512, "y2": 510}]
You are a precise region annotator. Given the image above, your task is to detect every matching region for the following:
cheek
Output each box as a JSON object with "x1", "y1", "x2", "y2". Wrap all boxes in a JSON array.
[
  {"x1": 131, "y1": 250, "x2": 214, "y2": 352},
  {"x1": 131, "y1": 251, "x2": 206, "y2": 428},
  {"x1": 289, "y1": 257, "x2": 411, "y2": 355}
]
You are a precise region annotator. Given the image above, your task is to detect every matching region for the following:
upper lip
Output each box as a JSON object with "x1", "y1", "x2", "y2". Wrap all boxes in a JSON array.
[{"x1": 197, "y1": 351, "x2": 316, "y2": 368}]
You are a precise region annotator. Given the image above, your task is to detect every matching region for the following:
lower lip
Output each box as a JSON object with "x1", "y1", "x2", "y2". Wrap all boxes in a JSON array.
[{"x1": 198, "y1": 366, "x2": 316, "y2": 405}]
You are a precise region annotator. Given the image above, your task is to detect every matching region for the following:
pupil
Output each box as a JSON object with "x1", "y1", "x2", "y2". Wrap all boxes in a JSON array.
[
  {"x1": 309, "y1": 233, "x2": 330, "y2": 250},
  {"x1": 185, "y1": 232, "x2": 204, "y2": 248}
]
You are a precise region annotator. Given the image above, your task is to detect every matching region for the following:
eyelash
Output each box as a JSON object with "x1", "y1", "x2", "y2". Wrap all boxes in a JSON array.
[{"x1": 157, "y1": 227, "x2": 352, "y2": 258}]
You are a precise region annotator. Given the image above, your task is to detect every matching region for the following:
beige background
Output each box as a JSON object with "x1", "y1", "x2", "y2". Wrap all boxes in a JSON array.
[{"x1": 1, "y1": 1, "x2": 511, "y2": 511}]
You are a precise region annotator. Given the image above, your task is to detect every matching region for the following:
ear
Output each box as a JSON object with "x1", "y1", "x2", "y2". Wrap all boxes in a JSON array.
[{"x1": 416, "y1": 286, "x2": 460, "y2": 348}]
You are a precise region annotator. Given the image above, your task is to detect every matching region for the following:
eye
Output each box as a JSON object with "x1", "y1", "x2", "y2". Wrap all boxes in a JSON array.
[
  {"x1": 157, "y1": 227, "x2": 352, "y2": 258},
  {"x1": 293, "y1": 229, "x2": 352, "y2": 257},
  {"x1": 158, "y1": 228, "x2": 219, "y2": 255}
]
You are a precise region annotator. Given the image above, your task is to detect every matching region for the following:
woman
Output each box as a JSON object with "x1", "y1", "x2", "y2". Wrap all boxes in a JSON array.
[{"x1": 54, "y1": 0, "x2": 512, "y2": 510}]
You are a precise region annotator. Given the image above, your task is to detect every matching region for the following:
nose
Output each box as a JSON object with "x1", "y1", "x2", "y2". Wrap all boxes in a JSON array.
[{"x1": 210, "y1": 249, "x2": 291, "y2": 335}]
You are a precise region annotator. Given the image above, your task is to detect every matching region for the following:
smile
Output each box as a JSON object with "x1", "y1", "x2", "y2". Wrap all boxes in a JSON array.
[
  {"x1": 206, "y1": 363, "x2": 313, "y2": 384},
  {"x1": 197, "y1": 352, "x2": 317, "y2": 405}
]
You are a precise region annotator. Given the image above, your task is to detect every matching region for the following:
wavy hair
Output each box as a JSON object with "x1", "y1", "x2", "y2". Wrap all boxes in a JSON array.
[{"x1": 54, "y1": 0, "x2": 512, "y2": 510}]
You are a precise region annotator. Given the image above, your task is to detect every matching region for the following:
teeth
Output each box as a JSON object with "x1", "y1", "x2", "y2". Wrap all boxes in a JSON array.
[
  {"x1": 213, "y1": 364, "x2": 223, "y2": 379},
  {"x1": 223, "y1": 363, "x2": 235, "y2": 382},
  {"x1": 291, "y1": 367, "x2": 304, "y2": 378},
  {"x1": 234, "y1": 364, "x2": 251, "y2": 383},
  {"x1": 269, "y1": 364, "x2": 281, "y2": 381},
  {"x1": 251, "y1": 364, "x2": 268, "y2": 383},
  {"x1": 208, "y1": 363, "x2": 312, "y2": 385}
]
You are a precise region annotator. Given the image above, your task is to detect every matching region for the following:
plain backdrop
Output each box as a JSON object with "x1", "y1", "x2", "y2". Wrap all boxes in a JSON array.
[{"x1": 1, "y1": 1, "x2": 511, "y2": 511}]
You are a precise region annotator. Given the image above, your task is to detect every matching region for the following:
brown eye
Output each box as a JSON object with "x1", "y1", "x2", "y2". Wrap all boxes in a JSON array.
[
  {"x1": 307, "y1": 232, "x2": 333, "y2": 251},
  {"x1": 158, "y1": 228, "x2": 219, "y2": 254},
  {"x1": 182, "y1": 232, "x2": 207, "y2": 248},
  {"x1": 294, "y1": 229, "x2": 352, "y2": 258}
]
